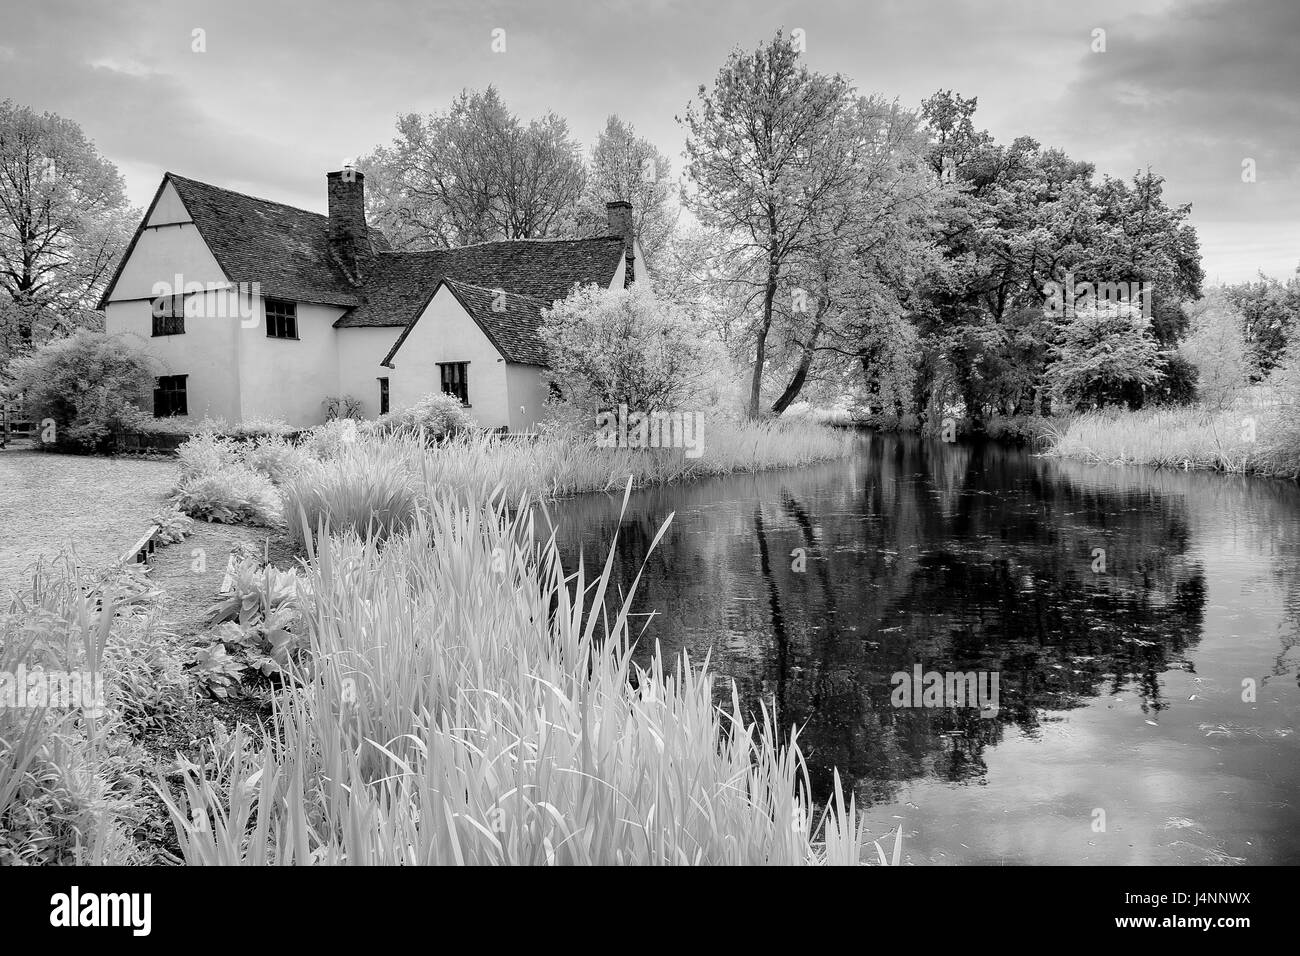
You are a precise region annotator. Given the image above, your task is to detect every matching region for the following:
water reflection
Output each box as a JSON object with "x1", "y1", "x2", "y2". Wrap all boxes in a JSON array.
[{"x1": 537, "y1": 433, "x2": 1300, "y2": 864}]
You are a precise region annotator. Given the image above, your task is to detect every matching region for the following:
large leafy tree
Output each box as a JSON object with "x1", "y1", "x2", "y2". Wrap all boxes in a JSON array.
[
  {"x1": 361, "y1": 88, "x2": 586, "y2": 249},
  {"x1": 680, "y1": 32, "x2": 858, "y2": 418},
  {"x1": 577, "y1": 115, "x2": 677, "y2": 272},
  {"x1": 913, "y1": 91, "x2": 1204, "y2": 421},
  {"x1": 0, "y1": 100, "x2": 133, "y2": 362}
]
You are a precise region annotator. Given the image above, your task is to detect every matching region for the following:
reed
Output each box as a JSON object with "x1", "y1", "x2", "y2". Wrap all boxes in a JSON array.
[{"x1": 155, "y1": 485, "x2": 885, "y2": 865}]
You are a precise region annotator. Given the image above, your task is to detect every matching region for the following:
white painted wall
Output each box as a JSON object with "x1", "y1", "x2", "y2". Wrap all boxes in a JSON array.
[
  {"x1": 104, "y1": 290, "x2": 243, "y2": 422},
  {"x1": 337, "y1": 325, "x2": 402, "y2": 418},
  {"x1": 386, "y1": 285, "x2": 508, "y2": 428},
  {"x1": 505, "y1": 363, "x2": 549, "y2": 432},
  {"x1": 237, "y1": 299, "x2": 344, "y2": 426}
]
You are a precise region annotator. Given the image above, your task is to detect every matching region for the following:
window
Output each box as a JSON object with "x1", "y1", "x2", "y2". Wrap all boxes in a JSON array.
[
  {"x1": 151, "y1": 294, "x2": 186, "y2": 336},
  {"x1": 378, "y1": 377, "x2": 390, "y2": 415},
  {"x1": 265, "y1": 298, "x2": 298, "y2": 339},
  {"x1": 439, "y1": 362, "x2": 468, "y2": 405},
  {"x1": 154, "y1": 374, "x2": 188, "y2": 418}
]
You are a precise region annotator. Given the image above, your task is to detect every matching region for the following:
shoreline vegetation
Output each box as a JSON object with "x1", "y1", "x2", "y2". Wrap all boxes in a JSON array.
[
  {"x1": 808, "y1": 390, "x2": 1300, "y2": 481},
  {"x1": 1, "y1": 417, "x2": 896, "y2": 866}
]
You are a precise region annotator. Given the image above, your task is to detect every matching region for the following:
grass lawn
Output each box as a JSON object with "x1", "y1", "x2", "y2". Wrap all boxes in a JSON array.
[{"x1": 0, "y1": 447, "x2": 177, "y2": 597}]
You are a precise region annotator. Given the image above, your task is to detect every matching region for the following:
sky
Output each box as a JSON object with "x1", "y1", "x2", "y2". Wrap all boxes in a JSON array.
[{"x1": 1, "y1": 0, "x2": 1296, "y2": 284}]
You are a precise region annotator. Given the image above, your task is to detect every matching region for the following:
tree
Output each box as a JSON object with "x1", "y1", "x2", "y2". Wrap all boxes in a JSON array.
[
  {"x1": 577, "y1": 116, "x2": 677, "y2": 272},
  {"x1": 537, "y1": 283, "x2": 714, "y2": 416},
  {"x1": 0, "y1": 100, "x2": 133, "y2": 361},
  {"x1": 1044, "y1": 304, "x2": 1165, "y2": 410},
  {"x1": 8, "y1": 330, "x2": 156, "y2": 451},
  {"x1": 360, "y1": 88, "x2": 586, "y2": 249},
  {"x1": 1224, "y1": 271, "x2": 1300, "y2": 378},
  {"x1": 1180, "y1": 288, "x2": 1252, "y2": 408},
  {"x1": 680, "y1": 32, "x2": 857, "y2": 418}
]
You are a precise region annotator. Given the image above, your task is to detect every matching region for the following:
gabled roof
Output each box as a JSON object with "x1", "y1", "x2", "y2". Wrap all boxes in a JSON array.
[
  {"x1": 99, "y1": 173, "x2": 386, "y2": 309},
  {"x1": 382, "y1": 279, "x2": 551, "y2": 368},
  {"x1": 101, "y1": 173, "x2": 624, "y2": 318},
  {"x1": 164, "y1": 174, "x2": 373, "y2": 306},
  {"x1": 335, "y1": 236, "x2": 626, "y2": 328}
]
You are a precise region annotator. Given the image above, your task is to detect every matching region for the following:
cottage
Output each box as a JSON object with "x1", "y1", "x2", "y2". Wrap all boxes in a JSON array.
[{"x1": 100, "y1": 169, "x2": 643, "y2": 431}]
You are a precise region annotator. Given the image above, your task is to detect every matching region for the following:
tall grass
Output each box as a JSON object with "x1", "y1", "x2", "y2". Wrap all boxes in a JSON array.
[
  {"x1": 155, "y1": 487, "x2": 882, "y2": 865},
  {"x1": 0, "y1": 558, "x2": 144, "y2": 865},
  {"x1": 397, "y1": 418, "x2": 854, "y2": 509},
  {"x1": 1041, "y1": 401, "x2": 1300, "y2": 478}
]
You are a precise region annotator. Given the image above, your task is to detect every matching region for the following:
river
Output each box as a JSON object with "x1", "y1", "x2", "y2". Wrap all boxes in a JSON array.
[{"x1": 541, "y1": 432, "x2": 1300, "y2": 865}]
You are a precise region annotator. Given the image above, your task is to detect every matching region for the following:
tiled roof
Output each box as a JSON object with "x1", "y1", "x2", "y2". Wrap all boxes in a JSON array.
[
  {"x1": 335, "y1": 237, "x2": 626, "y2": 328},
  {"x1": 382, "y1": 279, "x2": 552, "y2": 368},
  {"x1": 164, "y1": 174, "x2": 371, "y2": 306},
  {"x1": 99, "y1": 174, "x2": 624, "y2": 363}
]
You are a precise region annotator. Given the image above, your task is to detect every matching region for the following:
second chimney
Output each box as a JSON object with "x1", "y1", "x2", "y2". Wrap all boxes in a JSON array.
[
  {"x1": 606, "y1": 200, "x2": 635, "y2": 286},
  {"x1": 328, "y1": 167, "x2": 369, "y2": 282}
]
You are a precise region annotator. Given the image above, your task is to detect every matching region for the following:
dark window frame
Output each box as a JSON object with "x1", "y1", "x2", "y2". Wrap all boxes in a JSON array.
[
  {"x1": 438, "y1": 362, "x2": 469, "y2": 406},
  {"x1": 151, "y1": 294, "x2": 186, "y2": 336},
  {"x1": 378, "y1": 376, "x2": 390, "y2": 416},
  {"x1": 153, "y1": 374, "x2": 188, "y2": 418},
  {"x1": 265, "y1": 298, "x2": 298, "y2": 340}
]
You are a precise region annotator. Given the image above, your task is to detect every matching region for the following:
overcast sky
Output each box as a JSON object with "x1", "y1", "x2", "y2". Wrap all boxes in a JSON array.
[{"x1": 2, "y1": 0, "x2": 1295, "y2": 284}]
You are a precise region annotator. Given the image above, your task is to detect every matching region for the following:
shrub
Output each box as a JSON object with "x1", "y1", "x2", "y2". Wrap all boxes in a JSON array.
[
  {"x1": 7, "y1": 330, "x2": 156, "y2": 452},
  {"x1": 177, "y1": 432, "x2": 240, "y2": 482},
  {"x1": 322, "y1": 395, "x2": 364, "y2": 421},
  {"x1": 240, "y1": 436, "x2": 309, "y2": 484},
  {"x1": 538, "y1": 282, "x2": 715, "y2": 416},
  {"x1": 174, "y1": 464, "x2": 282, "y2": 526},
  {"x1": 302, "y1": 418, "x2": 362, "y2": 460},
  {"x1": 370, "y1": 392, "x2": 472, "y2": 439},
  {"x1": 281, "y1": 444, "x2": 422, "y2": 549}
]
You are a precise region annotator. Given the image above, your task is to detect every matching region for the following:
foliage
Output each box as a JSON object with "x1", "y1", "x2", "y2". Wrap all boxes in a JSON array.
[
  {"x1": 173, "y1": 465, "x2": 282, "y2": 526},
  {"x1": 1044, "y1": 305, "x2": 1165, "y2": 410},
  {"x1": 1180, "y1": 288, "x2": 1253, "y2": 408},
  {"x1": 322, "y1": 395, "x2": 364, "y2": 421},
  {"x1": 7, "y1": 330, "x2": 154, "y2": 452},
  {"x1": 681, "y1": 33, "x2": 935, "y2": 417},
  {"x1": 154, "y1": 489, "x2": 883, "y2": 865},
  {"x1": 369, "y1": 391, "x2": 472, "y2": 439},
  {"x1": 0, "y1": 99, "x2": 133, "y2": 360},
  {"x1": 361, "y1": 87, "x2": 586, "y2": 249},
  {"x1": 577, "y1": 115, "x2": 677, "y2": 270},
  {"x1": 539, "y1": 283, "x2": 715, "y2": 416},
  {"x1": 281, "y1": 443, "x2": 423, "y2": 550},
  {"x1": 0, "y1": 557, "x2": 151, "y2": 865},
  {"x1": 150, "y1": 505, "x2": 193, "y2": 545},
  {"x1": 239, "y1": 436, "x2": 309, "y2": 485},
  {"x1": 1222, "y1": 272, "x2": 1300, "y2": 379},
  {"x1": 177, "y1": 432, "x2": 241, "y2": 482}
]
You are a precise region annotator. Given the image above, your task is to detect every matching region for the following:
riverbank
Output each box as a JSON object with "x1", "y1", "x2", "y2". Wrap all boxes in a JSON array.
[
  {"x1": 1, "y1": 419, "x2": 890, "y2": 866},
  {"x1": 1038, "y1": 402, "x2": 1300, "y2": 478}
]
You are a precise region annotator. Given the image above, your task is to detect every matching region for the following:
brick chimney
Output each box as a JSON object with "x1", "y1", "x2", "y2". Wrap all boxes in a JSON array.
[
  {"x1": 327, "y1": 167, "x2": 370, "y2": 283},
  {"x1": 606, "y1": 200, "x2": 635, "y2": 286}
]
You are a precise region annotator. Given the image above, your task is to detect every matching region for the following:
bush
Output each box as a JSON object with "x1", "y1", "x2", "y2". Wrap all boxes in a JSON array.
[
  {"x1": 174, "y1": 464, "x2": 282, "y2": 526},
  {"x1": 240, "y1": 436, "x2": 309, "y2": 484},
  {"x1": 302, "y1": 418, "x2": 363, "y2": 460},
  {"x1": 177, "y1": 432, "x2": 240, "y2": 482},
  {"x1": 538, "y1": 282, "x2": 715, "y2": 416},
  {"x1": 7, "y1": 330, "x2": 155, "y2": 452},
  {"x1": 370, "y1": 392, "x2": 472, "y2": 439}
]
